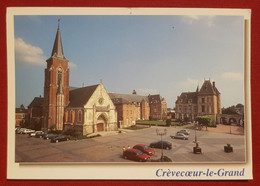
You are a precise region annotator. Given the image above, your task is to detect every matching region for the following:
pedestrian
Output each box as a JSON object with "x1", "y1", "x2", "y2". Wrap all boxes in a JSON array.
[
  {"x1": 122, "y1": 146, "x2": 126, "y2": 153},
  {"x1": 127, "y1": 145, "x2": 130, "y2": 149}
]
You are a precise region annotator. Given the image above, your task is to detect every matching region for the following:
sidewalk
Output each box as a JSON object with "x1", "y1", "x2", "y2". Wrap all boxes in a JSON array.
[{"x1": 200, "y1": 124, "x2": 244, "y2": 135}]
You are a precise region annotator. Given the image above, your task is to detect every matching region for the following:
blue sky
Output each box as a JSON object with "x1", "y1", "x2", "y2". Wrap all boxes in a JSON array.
[{"x1": 14, "y1": 15, "x2": 244, "y2": 108}]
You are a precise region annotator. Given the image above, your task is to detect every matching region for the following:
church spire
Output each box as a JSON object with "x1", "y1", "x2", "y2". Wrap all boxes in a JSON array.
[{"x1": 51, "y1": 18, "x2": 65, "y2": 59}]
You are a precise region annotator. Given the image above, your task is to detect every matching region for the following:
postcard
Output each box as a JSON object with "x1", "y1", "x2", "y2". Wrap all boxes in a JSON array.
[{"x1": 7, "y1": 7, "x2": 252, "y2": 180}]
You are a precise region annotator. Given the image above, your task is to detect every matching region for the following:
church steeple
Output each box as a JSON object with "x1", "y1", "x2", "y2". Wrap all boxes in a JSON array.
[{"x1": 51, "y1": 19, "x2": 65, "y2": 59}]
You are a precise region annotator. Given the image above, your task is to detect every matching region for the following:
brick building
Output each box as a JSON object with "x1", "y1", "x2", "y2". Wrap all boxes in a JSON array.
[
  {"x1": 27, "y1": 97, "x2": 44, "y2": 130},
  {"x1": 15, "y1": 104, "x2": 28, "y2": 127},
  {"x1": 175, "y1": 79, "x2": 221, "y2": 122},
  {"x1": 109, "y1": 92, "x2": 150, "y2": 128},
  {"x1": 148, "y1": 94, "x2": 167, "y2": 120}
]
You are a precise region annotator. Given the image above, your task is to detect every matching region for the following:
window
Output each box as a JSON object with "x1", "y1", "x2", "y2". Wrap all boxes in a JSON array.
[
  {"x1": 202, "y1": 106, "x2": 205, "y2": 112},
  {"x1": 202, "y1": 98, "x2": 205, "y2": 103},
  {"x1": 57, "y1": 68, "x2": 63, "y2": 85},
  {"x1": 78, "y1": 110, "x2": 82, "y2": 122}
]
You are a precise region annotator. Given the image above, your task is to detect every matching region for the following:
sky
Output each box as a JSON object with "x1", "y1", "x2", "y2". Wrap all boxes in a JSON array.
[{"x1": 14, "y1": 15, "x2": 244, "y2": 108}]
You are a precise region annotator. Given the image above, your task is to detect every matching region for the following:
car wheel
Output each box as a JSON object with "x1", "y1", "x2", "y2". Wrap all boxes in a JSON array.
[
  {"x1": 56, "y1": 140, "x2": 59, "y2": 143},
  {"x1": 124, "y1": 156, "x2": 127, "y2": 159},
  {"x1": 67, "y1": 138, "x2": 69, "y2": 141},
  {"x1": 139, "y1": 159, "x2": 142, "y2": 162},
  {"x1": 40, "y1": 136, "x2": 42, "y2": 138},
  {"x1": 166, "y1": 147, "x2": 169, "y2": 150}
]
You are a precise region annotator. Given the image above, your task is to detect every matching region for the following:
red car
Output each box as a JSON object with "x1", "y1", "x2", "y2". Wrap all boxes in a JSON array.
[
  {"x1": 123, "y1": 149, "x2": 150, "y2": 162},
  {"x1": 133, "y1": 144, "x2": 155, "y2": 156}
]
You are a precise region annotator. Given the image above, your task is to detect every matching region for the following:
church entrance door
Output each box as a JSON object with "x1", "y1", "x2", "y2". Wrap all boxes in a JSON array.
[
  {"x1": 96, "y1": 114, "x2": 107, "y2": 132},
  {"x1": 97, "y1": 123, "x2": 104, "y2": 132}
]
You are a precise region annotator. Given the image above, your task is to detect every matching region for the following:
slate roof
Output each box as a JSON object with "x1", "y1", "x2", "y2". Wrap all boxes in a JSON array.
[
  {"x1": 68, "y1": 84, "x2": 99, "y2": 107},
  {"x1": 51, "y1": 26, "x2": 66, "y2": 59},
  {"x1": 175, "y1": 92, "x2": 198, "y2": 104},
  {"x1": 28, "y1": 97, "x2": 44, "y2": 108},
  {"x1": 199, "y1": 80, "x2": 220, "y2": 95},
  {"x1": 148, "y1": 94, "x2": 164, "y2": 104},
  {"x1": 108, "y1": 93, "x2": 149, "y2": 105}
]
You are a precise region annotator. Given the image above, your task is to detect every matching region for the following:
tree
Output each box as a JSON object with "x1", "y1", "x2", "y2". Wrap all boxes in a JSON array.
[{"x1": 196, "y1": 116, "x2": 211, "y2": 131}]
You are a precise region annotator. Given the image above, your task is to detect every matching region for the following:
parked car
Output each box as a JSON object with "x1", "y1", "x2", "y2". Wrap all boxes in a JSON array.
[
  {"x1": 22, "y1": 129, "x2": 35, "y2": 134},
  {"x1": 149, "y1": 141, "x2": 172, "y2": 150},
  {"x1": 43, "y1": 133, "x2": 58, "y2": 140},
  {"x1": 170, "y1": 133, "x2": 189, "y2": 140},
  {"x1": 123, "y1": 149, "x2": 150, "y2": 162},
  {"x1": 133, "y1": 144, "x2": 155, "y2": 156},
  {"x1": 16, "y1": 128, "x2": 26, "y2": 134},
  {"x1": 177, "y1": 129, "x2": 190, "y2": 135},
  {"x1": 30, "y1": 131, "x2": 44, "y2": 137},
  {"x1": 51, "y1": 136, "x2": 70, "y2": 143},
  {"x1": 36, "y1": 131, "x2": 46, "y2": 138}
]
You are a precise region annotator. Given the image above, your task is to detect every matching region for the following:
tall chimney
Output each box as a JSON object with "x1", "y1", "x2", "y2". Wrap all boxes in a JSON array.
[{"x1": 213, "y1": 81, "x2": 215, "y2": 87}]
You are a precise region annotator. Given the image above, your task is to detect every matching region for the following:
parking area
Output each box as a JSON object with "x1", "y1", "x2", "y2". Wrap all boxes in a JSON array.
[{"x1": 15, "y1": 125, "x2": 246, "y2": 163}]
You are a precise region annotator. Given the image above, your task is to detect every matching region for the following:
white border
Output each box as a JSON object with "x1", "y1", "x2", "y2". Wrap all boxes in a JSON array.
[{"x1": 7, "y1": 7, "x2": 252, "y2": 180}]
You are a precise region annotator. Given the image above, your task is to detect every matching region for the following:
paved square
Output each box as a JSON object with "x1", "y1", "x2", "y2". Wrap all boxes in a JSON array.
[{"x1": 15, "y1": 125, "x2": 246, "y2": 163}]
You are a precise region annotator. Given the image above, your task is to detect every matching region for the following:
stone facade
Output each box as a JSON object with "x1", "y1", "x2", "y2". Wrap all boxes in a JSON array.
[
  {"x1": 64, "y1": 83, "x2": 117, "y2": 135},
  {"x1": 175, "y1": 80, "x2": 221, "y2": 122}
]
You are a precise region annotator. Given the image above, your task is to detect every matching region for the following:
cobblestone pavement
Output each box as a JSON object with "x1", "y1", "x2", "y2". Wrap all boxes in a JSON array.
[{"x1": 15, "y1": 125, "x2": 246, "y2": 163}]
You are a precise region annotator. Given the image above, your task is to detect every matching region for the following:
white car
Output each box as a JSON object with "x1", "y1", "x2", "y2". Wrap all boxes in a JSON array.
[
  {"x1": 16, "y1": 128, "x2": 26, "y2": 134},
  {"x1": 170, "y1": 133, "x2": 189, "y2": 140},
  {"x1": 177, "y1": 129, "x2": 190, "y2": 135},
  {"x1": 22, "y1": 129, "x2": 35, "y2": 134},
  {"x1": 30, "y1": 131, "x2": 43, "y2": 137}
]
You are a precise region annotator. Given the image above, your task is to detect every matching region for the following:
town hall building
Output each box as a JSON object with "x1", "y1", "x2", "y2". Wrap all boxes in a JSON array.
[{"x1": 175, "y1": 80, "x2": 222, "y2": 122}]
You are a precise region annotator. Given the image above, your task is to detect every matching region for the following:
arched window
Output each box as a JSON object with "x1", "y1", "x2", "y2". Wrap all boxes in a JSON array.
[
  {"x1": 57, "y1": 68, "x2": 63, "y2": 85},
  {"x1": 78, "y1": 110, "x2": 82, "y2": 122}
]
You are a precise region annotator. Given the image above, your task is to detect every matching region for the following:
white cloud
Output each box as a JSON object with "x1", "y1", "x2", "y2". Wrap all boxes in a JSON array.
[
  {"x1": 178, "y1": 78, "x2": 199, "y2": 91},
  {"x1": 68, "y1": 61, "x2": 78, "y2": 69},
  {"x1": 136, "y1": 88, "x2": 159, "y2": 96},
  {"x1": 182, "y1": 15, "x2": 215, "y2": 27},
  {"x1": 221, "y1": 72, "x2": 243, "y2": 81},
  {"x1": 15, "y1": 37, "x2": 46, "y2": 66}
]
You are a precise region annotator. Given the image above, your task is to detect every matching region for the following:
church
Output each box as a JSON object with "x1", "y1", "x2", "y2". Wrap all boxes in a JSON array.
[{"x1": 40, "y1": 23, "x2": 117, "y2": 135}]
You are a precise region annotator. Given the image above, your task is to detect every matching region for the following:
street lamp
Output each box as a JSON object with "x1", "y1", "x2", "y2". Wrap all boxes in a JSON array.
[
  {"x1": 193, "y1": 126, "x2": 202, "y2": 154},
  {"x1": 156, "y1": 128, "x2": 167, "y2": 160}
]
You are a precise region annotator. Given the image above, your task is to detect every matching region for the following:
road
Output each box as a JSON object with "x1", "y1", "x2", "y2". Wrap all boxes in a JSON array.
[{"x1": 15, "y1": 125, "x2": 246, "y2": 163}]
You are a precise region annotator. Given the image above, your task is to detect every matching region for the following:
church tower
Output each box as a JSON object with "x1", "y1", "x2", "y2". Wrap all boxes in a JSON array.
[{"x1": 43, "y1": 20, "x2": 69, "y2": 131}]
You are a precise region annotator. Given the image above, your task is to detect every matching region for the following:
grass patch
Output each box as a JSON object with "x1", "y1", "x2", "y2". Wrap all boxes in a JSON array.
[
  {"x1": 136, "y1": 120, "x2": 179, "y2": 126},
  {"x1": 123, "y1": 125, "x2": 148, "y2": 130}
]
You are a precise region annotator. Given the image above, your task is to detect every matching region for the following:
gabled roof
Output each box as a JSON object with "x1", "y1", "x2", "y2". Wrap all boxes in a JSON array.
[
  {"x1": 68, "y1": 84, "x2": 99, "y2": 107},
  {"x1": 108, "y1": 93, "x2": 149, "y2": 105},
  {"x1": 28, "y1": 97, "x2": 44, "y2": 108},
  {"x1": 176, "y1": 92, "x2": 198, "y2": 104},
  {"x1": 199, "y1": 80, "x2": 220, "y2": 95},
  {"x1": 51, "y1": 26, "x2": 65, "y2": 59}
]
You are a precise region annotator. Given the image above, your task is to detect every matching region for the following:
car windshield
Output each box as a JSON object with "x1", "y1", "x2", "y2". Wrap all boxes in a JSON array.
[
  {"x1": 136, "y1": 150, "x2": 143, "y2": 155},
  {"x1": 143, "y1": 145, "x2": 150, "y2": 150}
]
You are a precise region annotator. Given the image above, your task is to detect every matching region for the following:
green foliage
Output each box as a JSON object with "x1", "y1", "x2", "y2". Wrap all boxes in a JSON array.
[
  {"x1": 196, "y1": 115, "x2": 216, "y2": 129},
  {"x1": 136, "y1": 120, "x2": 179, "y2": 126}
]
